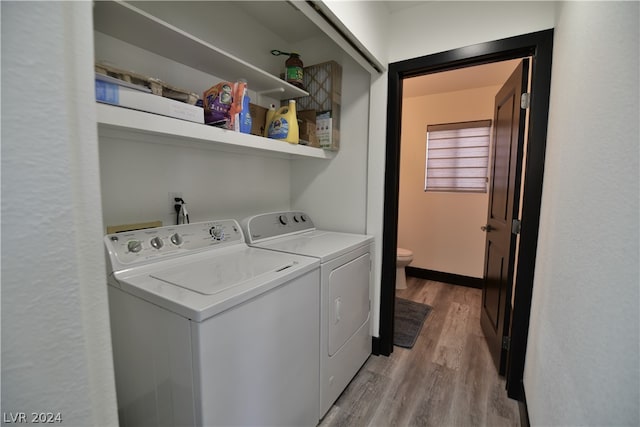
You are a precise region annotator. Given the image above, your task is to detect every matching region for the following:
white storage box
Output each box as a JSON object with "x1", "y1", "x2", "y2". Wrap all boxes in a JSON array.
[{"x1": 95, "y1": 79, "x2": 204, "y2": 124}]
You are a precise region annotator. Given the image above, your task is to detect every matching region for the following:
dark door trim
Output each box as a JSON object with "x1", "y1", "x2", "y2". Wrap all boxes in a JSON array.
[{"x1": 378, "y1": 29, "x2": 554, "y2": 400}]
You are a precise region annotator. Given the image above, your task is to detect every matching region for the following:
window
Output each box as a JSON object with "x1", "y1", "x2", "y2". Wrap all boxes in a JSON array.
[{"x1": 425, "y1": 120, "x2": 492, "y2": 193}]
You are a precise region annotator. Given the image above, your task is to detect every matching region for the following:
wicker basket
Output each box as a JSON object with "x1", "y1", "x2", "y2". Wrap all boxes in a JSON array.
[{"x1": 288, "y1": 61, "x2": 342, "y2": 151}]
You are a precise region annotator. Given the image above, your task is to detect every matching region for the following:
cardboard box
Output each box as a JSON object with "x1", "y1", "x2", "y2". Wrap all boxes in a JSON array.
[
  {"x1": 316, "y1": 110, "x2": 339, "y2": 151},
  {"x1": 297, "y1": 109, "x2": 316, "y2": 123},
  {"x1": 297, "y1": 109, "x2": 319, "y2": 147},
  {"x1": 249, "y1": 103, "x2": 267, "y2": 137},
  {"x1": 299, "y1": 120, "x2": 318, "y2": 147}
]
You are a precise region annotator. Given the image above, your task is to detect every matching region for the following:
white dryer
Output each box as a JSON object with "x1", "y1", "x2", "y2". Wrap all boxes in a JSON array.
[
  {"x1": 242, "y1": 211, "x2": 373, "y2": 418},
  {"x1": 104, "y1": 219, "x2": 320, "y2": 427}
]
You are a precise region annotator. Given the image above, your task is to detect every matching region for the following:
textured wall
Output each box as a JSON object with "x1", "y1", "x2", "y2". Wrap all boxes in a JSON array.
[
  {"x1": 1, "y1": 2, "x2": 118, "y2": 425},
  {"x1": 386, "y1": 1, "x2": 556, "y2": 63},
  {"x1": 524, "y1": 2, "x2": 639, "y2": 425}
]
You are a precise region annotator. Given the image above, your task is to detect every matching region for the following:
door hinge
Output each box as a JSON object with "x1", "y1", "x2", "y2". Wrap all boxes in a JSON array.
[
  {"x1": 502, "y1": 336, "x2": 511, "y2": 351},
  {"x1": 520, "y1": 92, "x2": 531, "y2": 109},
  {"x1": 512, "y1": 218, "x2": 521, "y2": 235}
]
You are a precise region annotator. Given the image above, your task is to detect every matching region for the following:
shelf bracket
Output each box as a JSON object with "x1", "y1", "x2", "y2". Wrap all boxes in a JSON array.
[
  {"x1": 256, "y1": 87, "x2": 285, "y2": 95},
  {"x1": 256, "y1": 87, "x2": 285, "y2": 104}
]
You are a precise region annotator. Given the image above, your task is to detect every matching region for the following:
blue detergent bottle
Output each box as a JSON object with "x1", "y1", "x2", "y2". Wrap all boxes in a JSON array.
[{"x1": 239, "y1": 87, "x2": 252, "y2": 134}]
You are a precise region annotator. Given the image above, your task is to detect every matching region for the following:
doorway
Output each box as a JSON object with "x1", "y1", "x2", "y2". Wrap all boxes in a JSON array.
[
  {"x1": 397, "y1": 59, "x2": 522, "y2": 287},
  {"x1": 377, "y1": 29, "x2": 554, "y2": 401}
]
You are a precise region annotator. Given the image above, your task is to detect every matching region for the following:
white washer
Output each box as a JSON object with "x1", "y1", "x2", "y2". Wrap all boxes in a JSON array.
[
  {"x1": 104, "y1": 219, "x2": 320, "y2": 427},
  {"x1": 242, "y1": 211, "x2": 373, "y2": 418}
]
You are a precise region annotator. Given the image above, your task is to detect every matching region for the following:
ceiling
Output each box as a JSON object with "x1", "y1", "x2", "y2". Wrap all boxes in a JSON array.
[
  {"x1": 403, "y1": 59, "x2": 522, "y2": 97},
  {"x1": 235, "y1": 1, "x2": 426, "y2": 43},
  {"x1": 383, "y1": 1, "x2": 426, "y2": 14}
]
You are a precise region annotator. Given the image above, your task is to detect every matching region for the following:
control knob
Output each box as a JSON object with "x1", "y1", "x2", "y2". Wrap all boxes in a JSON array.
[
  {"x1": 278, "y1": 215, "x2": 288, "y2": 225},
  {"x1": 150, "y1": 236, "x2": 164, "y2": 249},
  {"x1": 170, "y1": 233, "x2": 183, "y2": 246},
  {"x1": 127, "y1": 240, "x2": 143, "y2": 253},
  {"x1": 210, "y1": 226, "x2": 224, "y2": 241}
]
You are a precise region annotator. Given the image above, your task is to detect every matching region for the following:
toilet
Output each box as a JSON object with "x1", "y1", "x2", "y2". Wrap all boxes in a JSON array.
[{"x1": 396, "y1": 248, "x2": 414, "y2": 289}]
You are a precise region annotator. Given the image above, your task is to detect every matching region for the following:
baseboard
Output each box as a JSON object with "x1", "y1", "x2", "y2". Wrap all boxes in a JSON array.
[
  {"x1": 405, "y1": 267, "x2": 483, "y2": 289},
  {"x1": 371, "y1": 336, "x2": 381, "y2": 355},
  {"x1": 518, "y1": 385, "x2": 531, "y2": 427}
]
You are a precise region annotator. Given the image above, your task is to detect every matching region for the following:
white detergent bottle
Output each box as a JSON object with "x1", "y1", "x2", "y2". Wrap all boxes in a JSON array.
[{"x1": 267, "y1": 100, "x2": 299, "y2": 144}]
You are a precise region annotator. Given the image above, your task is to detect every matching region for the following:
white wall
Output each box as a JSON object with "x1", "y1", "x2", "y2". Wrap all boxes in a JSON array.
[
  {"x1": 399, "y1": 86, "x2": 500, "y2": 278},
  {"x1": 524, "y1": 2, "x2": 639, "y2": 425},
  {"x1": 290, "y1": 38, "x2": 370, "y2": 234},
  {"x1": 1, "y1": 2, "x2": 118, "y2": 424},
  {"x1": 99, "y1": 137, "x2": 292, "y2": 228},
  {"x1": 366, "y1": 71, "x2": 389, "y2": 337},
  {"x1": 386, "y1": 1, "x2": 556, "y2": 63},
  {"x1": 320, "y1": 0, "x2": 389, "y2": 70}
]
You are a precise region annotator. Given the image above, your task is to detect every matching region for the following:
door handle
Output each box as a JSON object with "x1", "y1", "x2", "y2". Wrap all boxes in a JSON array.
[{"x1": 481, "y1": 224, "x2": 495, "y2": 232}]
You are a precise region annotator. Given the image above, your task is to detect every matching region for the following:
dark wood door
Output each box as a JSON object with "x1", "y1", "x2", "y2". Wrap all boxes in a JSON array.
[{"x1": 481, "y1": 59, "x2": 529, "y2": 375}]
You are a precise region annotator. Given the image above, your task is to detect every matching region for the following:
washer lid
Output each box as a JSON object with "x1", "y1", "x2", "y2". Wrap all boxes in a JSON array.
[
  {"x1": 149, "y1": 248, "x2": 299, "y2": 295},
  {"x1": 252, "y1": 230, "x2": 373, "y2": 263},
  {"x1": 112, "y1": 246, "x2": 319, "y2": 322}
]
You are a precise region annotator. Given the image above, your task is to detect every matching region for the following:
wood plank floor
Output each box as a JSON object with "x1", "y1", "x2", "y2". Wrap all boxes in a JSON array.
[{"x1": 319, "y1": 277, "x2": 520, "y2": 427}]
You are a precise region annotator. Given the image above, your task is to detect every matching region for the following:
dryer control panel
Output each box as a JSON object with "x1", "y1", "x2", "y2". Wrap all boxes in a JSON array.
[
  {"x1": 104, "y1": 219, "x2": 245, "y2": 270},
  {"x1": 243, "y1": 211, "x2": 315, "y2": 243}
]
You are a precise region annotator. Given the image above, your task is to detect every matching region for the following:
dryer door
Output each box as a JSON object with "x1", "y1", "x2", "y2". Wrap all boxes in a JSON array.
[{"x1": 328, "y1": 252, "x2": 370, "y2": 356}]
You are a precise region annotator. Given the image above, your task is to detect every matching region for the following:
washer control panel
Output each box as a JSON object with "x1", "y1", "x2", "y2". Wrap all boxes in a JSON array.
[
  {"x1": 244, "y1": 211, "x2": 315, "y2": 243},
  {"x1": 105, "y1": 219, "x2": 244, "y2": 269}
]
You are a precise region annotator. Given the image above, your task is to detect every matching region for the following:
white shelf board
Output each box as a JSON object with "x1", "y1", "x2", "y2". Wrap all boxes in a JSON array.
[
  {"x1": 93, "y1": 0, "x2": 308, "y2": 100},
  {"x1": 96, "y1": 103, "x2": 334, "y2": 160}
]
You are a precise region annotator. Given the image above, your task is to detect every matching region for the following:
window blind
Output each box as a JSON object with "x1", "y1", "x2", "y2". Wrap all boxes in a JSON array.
[{"x1": 425, "y1": 120, "x2": 492, "y2": 193}]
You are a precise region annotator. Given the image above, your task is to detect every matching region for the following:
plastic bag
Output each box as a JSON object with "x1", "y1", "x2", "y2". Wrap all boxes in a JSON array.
[{"x1": 203, "y1": 81, "x2": 246, "y2": 129}]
